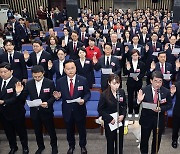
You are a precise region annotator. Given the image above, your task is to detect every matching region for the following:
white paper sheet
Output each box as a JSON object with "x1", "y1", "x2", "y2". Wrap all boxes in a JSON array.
[
  {"x1": 152, "y1": 52, "x2": 159, "y2": 56},
  {"x1": 124, "y1": 42, "x2": 131, "y2": 46},
  {"x1": 142, "y1": 102, "x2": 157, "y2": 110},
  {"x1": 163, "y1": 74, "x2": 172, "y2": 80},
  {"x1": 108, "y1": 112, "x2": 123, "y2": 131},
  {"x1": 26, "y1": 99, "x2": 42, "y2": 107},
  {"x1": 136, "y1": 47, "x2": 141, "y2": 53},
  {"x1": 101, "y1": 68, "x2": 113, "y2": 74},
  {"x1": 66, "y1": 97, "x2": 81, "y2": 103},
  {"x1": 130, "y1": 73, "x2": 139, "y2": 78},
  {"x1": 172, "y1": 48, "x2": 180, "y2": 54},
  {"x1": 88, "y1": 28, "x2": 95, "y2": 35},
  {"x1": 103, "y1": 29, "x2": 108, "y2": 34}
]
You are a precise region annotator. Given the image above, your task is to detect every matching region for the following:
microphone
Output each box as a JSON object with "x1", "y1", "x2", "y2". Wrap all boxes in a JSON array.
[
  {"x1": 116, "y1": 88, "x2": 120, "y2": 102},
  {"x1": 157, "y1": 89, "x2": 161, "y2": 101}
]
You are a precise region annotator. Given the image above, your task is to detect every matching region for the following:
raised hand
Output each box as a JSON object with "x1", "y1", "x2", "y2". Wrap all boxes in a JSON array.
[
  {"x1": 137, "y1": 89, "x2": 145, "y2": 102},
  {"x1": 150, "y1": 61, "x2": 156, "y2": 70},
  {"x1": 145, "y1": 44, "x2": 149, "y2": 52},
  {"x1": 15, "y1": 81, "x2": 24, "y2": 93},
  {"x1": 48, "y1": 60, "x2": 53, "y2": 69},
  {"x1": 125, "y1": 46, "x2": 129, "y2": 53},
  {"x1": 175, "y1": 59, "x2": 180, "y2": 68},
  {"x1": 164, "y1": 43, "x2": 169, "y2": 51},
  {"x1": 24, "y1": 50, "x2": 29, "y2": 60},
  {"x1": 170, "y1": 85, "x2": 176, "y2": 95},
  {"x1": 92, "y1": 56, "x2": 98, "y2": 64},
  {"x1": 126, "y1": 61, "x2": 131, "y2": 70}
]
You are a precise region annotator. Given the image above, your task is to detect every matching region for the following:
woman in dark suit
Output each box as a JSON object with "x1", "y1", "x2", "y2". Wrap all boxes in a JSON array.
[
  {"x1": 124, "y1": 49, "x2": 146, "y2": 118},
  {"x1": 75, "y1": 47, "x2": 95, "y2": 89},
  {"x1": 46, "y1": 35, "x2": 61, "y2": 61},
  {"x1": 98, "y1": 74, "x2": 127, "y2": 154}
]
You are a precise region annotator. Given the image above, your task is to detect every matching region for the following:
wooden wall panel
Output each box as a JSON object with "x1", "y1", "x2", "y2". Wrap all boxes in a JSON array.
[{"x1": 2, "y1": 0, "x2": 48, "y2": 19}]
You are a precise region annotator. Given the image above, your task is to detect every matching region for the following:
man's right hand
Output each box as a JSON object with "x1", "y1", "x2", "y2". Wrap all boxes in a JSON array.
[
  {"x1": 137, "y1": 89, "x2": 145, "y2": 102},
  {"x1": 15, "y1": 81, "x2": 24, "y2": 93},
  {"x1": 24, "y1": 50, "x2": 29, "y2": 60}
]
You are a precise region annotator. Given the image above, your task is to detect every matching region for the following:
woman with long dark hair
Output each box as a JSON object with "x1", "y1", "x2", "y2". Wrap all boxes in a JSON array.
[{"x1": 98, "y1": 74, "x2": 127, "y2": 154}]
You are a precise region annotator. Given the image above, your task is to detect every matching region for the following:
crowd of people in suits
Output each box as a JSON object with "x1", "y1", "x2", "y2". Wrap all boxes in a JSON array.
[{"x1": 0, "y1": 5, "x2": 180, "y2": 154}]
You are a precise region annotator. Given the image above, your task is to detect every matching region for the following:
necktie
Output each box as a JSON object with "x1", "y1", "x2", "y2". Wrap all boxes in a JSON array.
[
  {"x1": 73, "y1": 43, "x2": 76, "y2": 52},
  {"x1": 161, "y1": 64, "x2": 164, "y2": 74},
  {"x1": 1, "y1": 81, "x2": 6, "y2": 92},
  {"x1": 82, "y1": 32, "x2": 84, "y2": 42},
  {"x1": 153, "y1": 43, "x2": 156, "y2": 52},
  {"x1": 172, "y1": 45, "x2": 174, "y2": 51},
  {"x1": 9, "y1": 54, "x2": 13, "y2": 64},
  {"x1": 112, "y1": 44, "x2": 116, "y2": 54},
  {"x1": 106, "y1": 57, "x2": 110, "y2": 67},
  {"x1": 153, "y1": 89, "x2": 158, "y2": 104},
  {"x1": 69, "y1": 79, "x2": 74, "y2": 97}
]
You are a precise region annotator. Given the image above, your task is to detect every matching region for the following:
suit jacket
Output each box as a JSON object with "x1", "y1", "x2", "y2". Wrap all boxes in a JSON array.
[
  {"x1": 144, "y1": 41, "x2": 162, "y2": 71},
  {"x1": 49, "y1": 59, "x2": 66, "y2": 81},
  {"x1": 148, "y1": 62, "x2": 173, "y2": 89},
  {"x1": 173, "y1": 81, "x2": 180, "y2": 117},
  {"x1": 94, "y1": 56, "x2": 121, "y2": 90},
  {"x1": 56, "y1": 75, "x2": 91, "y2": 122},
  {"x1": 67, "y1": 41, "x2": 83, "y2": 60},
  {"x1": 139, "y1": 33, "x2": 151, "y2": 46},
  {"x1": 45, "y1": 45, "x2": 61, "y2": 61},
  {"x1": 98, "y1": 89, "x2": 127, "y2": 124},
  {"x1": 125, "y1": 60, "x2": 146, "y2": 87},
  {"x1": 26, "y1": 50, "x2": 52, "y2": 79},
  {"x1": 21, "y1": 78, "x2": 55, "y2": 119},
  {"x1": 139, "y1": 85, "x2": 172, "y2": 128},
  {"x1": 78, "y1": 32, "x2": 89, "y2": 47},
  {"x1": 75, "y1": 58, "x2": 95, "y2": 88},
  {"x1": 0, "y1": 51, "x2": 28, "y2": 81},
  {"x1": 111, "y1": 42, "x2": 124, "y2": 57},
  {"x1": 0, "y1": 77, "x2": 25, "y2": 120},
  {"x1": 15, "y1": 24, "x2": 29, "y2": 41}
]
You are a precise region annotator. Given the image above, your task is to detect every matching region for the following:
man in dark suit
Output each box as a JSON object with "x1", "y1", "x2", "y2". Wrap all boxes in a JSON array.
[
  {"x1": 24, "y1": 40, "x2": 52, "y2": 79},
  {"x1": 148, "y1": 51, "x2": 174, "y2": 89},
  {"x1": 15, "y1": 18, "x2": 29, "y2": 51},
  {"x1": 55, "y1": 59, "x2": 91, "y2": 154},
  {"x1": 93, "y1": 42, "x2": 121, "y2": 91},
  {"x1": 137, "y1": 71, "x2": 172, "y2": 154},
  {"x1": 0, "y1": 39, "x2": 28, "y2": 83},
  {"x1": 66, "y1": 31, "x2": 83, "y2": 60},
  {"x1": 0, "y1": 62, "x2": 28, "y2": 154},
  {"x1": 139, "y1": 25, "x2": 151, "y2": 46},
  {"x1": 99, "y1": 18, "x2": 111, "y2": 37},
  {"x1": 48, "y1": 48, "x2": 67, "y2": 81},
  {"x1": 60, "y1": 28, "x2": 72, "y2": 48},
  {"x1": 78, "y1": 24, "x2": 90, "y2": 47},
  {"x1": 129, "y1": 20, "x2": 140, "y2": 36},
  {"x1": 170, "y1": 81, "x2": 180, "y2": 149},
  {"x1": 17, "y1": 65, "x2": 58, "y2": 154}
]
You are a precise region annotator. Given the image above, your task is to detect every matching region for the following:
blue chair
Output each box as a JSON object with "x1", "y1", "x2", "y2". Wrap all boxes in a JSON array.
[
  {"x1": 24, "y1": 103, "x2": 30, "y2": 117},
  {"x1": 93, "y1": 78, "x2": 101, "y2": 88},
  {"x1": 53, "y1": 27, "x2": 61, "y2": 32},
  {"x1": 57, "y1": 32, "x2": 64, "y2": 38},
  {"x1": 86, "y1": 91, "x2": 100, "y2": 117},
  {"x1": 22, "y1": 44, "x2": 33, "y2": 53},
  {"x1": 53, "y1": 100, "x2": 62, "y2": 117},
  {"x1": 94, "y1": 70, "x2": 101, "y2": 78},
  {"x1": 167, "y1": 96, "x2": 176, "y2": 118}
]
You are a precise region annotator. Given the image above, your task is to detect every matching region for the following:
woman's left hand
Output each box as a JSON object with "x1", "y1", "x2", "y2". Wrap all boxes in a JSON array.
[{"x1": 118, "y1": 115, "x2": 124, "y2": 122}]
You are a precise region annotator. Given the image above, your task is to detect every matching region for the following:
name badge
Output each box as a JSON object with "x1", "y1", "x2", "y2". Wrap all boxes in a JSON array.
[
  {"x1": 160, "y1": 98, "x2": 166, "y2": 104},
  {"x1": 14, "y1": 59, "x2": 19, "y2": 62},
  {"x1": 120, "y1": 97, "x2": 123, "y2": 102},
  {"x1": 157, "y1": 48, "x2": 160, "y2": 51},
  {"x1": 7, "y1": 88, "x2": 13, "y2": 93},
  {"x1": 78, "y1": 86, "x2": 83, "y2": 91},
  {"x1": 85, "y1": 60, "x2": 90, "y2": 64},
  {"x1": 117, "y1": 48, "x2": 120, "y2": 51},
  {"x1": 43, "y1": 88, "x2": 50, "y2": 93},
  {"x1": 111, "y1": 62, "x2": 115, "y2": 66},
  {"x1": 41, "y1": 59, "x2": 46, "y2": 63}
]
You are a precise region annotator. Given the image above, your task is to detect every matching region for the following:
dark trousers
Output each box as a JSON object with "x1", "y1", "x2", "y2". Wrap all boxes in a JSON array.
[
  {"x1": 1, "y1": 114, "x2": 28, "y2": 149},
  {"x1": 104, "y1": 123, "x2": 124, "y2": 154},
  {"x1": 172, "y1": 114, "x2": 180, "y2": 141},
  {"x1": 31, "y1": 112, "x2": 57, "y2": 148},
  {"x1": 140, "y1": 123, "x2": 163, "y2": 154},
  {"x1": 65, "y1": 111, "x2": 86, "y2": 148},
  {"x1": 127, "y1": 84, "x2": 141, "y2": 114}
]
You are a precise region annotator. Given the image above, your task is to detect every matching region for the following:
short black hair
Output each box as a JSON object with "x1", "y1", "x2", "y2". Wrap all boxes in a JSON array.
[
  {"x1": 0, "y1": 62, "x2": 12, "y2": 70},
  {"x1": 31, "y1": 65, "x2": 45, "y2": 74},
  {"x1": 57, "y1": 48, "x2": 66, "y2": 54},
  {"x1": 32, "y1": 40, "x2": 42, "y2": 46},
  {"x1": 63, "y1": 59, "x2": 76, "y2": 68},
  {"x1": 3, "y1": 39, "x2": 14, "y2": 46},
  {"x1": 158, "y1": 51, "x2": 166, "y2": 57},
  {"x1": 89, "y1": 37, "x2": 95, "y2": 42},
  {"x1": 77, "y1": 47, "x2": 87, "y2": 55},
  {"x1": 104, "y1": 42, "x2": 112, "y2": 49},
  {"x1": 151, "y1": 71, "x2": 163, "y2": 80}
]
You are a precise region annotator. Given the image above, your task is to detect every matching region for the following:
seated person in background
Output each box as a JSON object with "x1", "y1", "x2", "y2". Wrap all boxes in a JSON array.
[{"x1": 75, "y1": 47, "x2": 95, "y2": 89}]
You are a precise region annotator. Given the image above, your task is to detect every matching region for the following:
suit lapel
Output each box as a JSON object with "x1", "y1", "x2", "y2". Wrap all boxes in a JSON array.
[{"x1": 32, "y1": 79, "x2": 39, "y2": 98}]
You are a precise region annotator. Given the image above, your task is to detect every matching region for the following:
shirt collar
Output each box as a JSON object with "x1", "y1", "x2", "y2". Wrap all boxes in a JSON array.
[
  {"x1": 35, "y1": 77, "x2": 44, "y2": 84},
  {"x1": 3, "y1": 76, "x2": 13, "y2": 84},
  {"x1": 67, "y1": 75, "x2": 76, "y2": 82}
]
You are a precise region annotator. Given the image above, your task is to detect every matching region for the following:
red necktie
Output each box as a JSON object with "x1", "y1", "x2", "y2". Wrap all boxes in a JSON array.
[
  {"x1": 161, "y1": 64, "x2": 164, "y2": 74},
  {"x1": 69, "y1": 79, "x2": 74, "y2": 97},
  {"x1": 153, "y1": 89, "x2": 158, "y2": 104},
  {"x1": 153, "y1": 43, "x2": 156, "y2": 52},
  {"x1": 73, "y1": 43, "x2": 76, "y2": 52}
]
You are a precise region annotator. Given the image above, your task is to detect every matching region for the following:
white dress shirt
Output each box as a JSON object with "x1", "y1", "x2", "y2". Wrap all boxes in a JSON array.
[
  {"x1": 1, "y1": 76, "x2": 12, "y2": 90},
  {"x1": 80, "y1": 59, "x2": 85, "y2": 68},
  {"x1": 105, "y1": 55, "x2": 111, "y2": 65},
  {"x1": 35, "y1": 77, "x2": 44, "y2": 96},
  {"x1": 36, "y1": 50, "x2": 43, "y2": 64},
  {"x1": 67, "y1": 75, "x2": 76, "y2": 91},
  {"x1": 132, "y1": 60, "x2": 138, "y2": 71},
  {"x1": 59, "y1": 60, "x2": 65, "y2": 75},
  {"x1": 8, "y1": 51, "x2": 14, "y2": 63}
]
